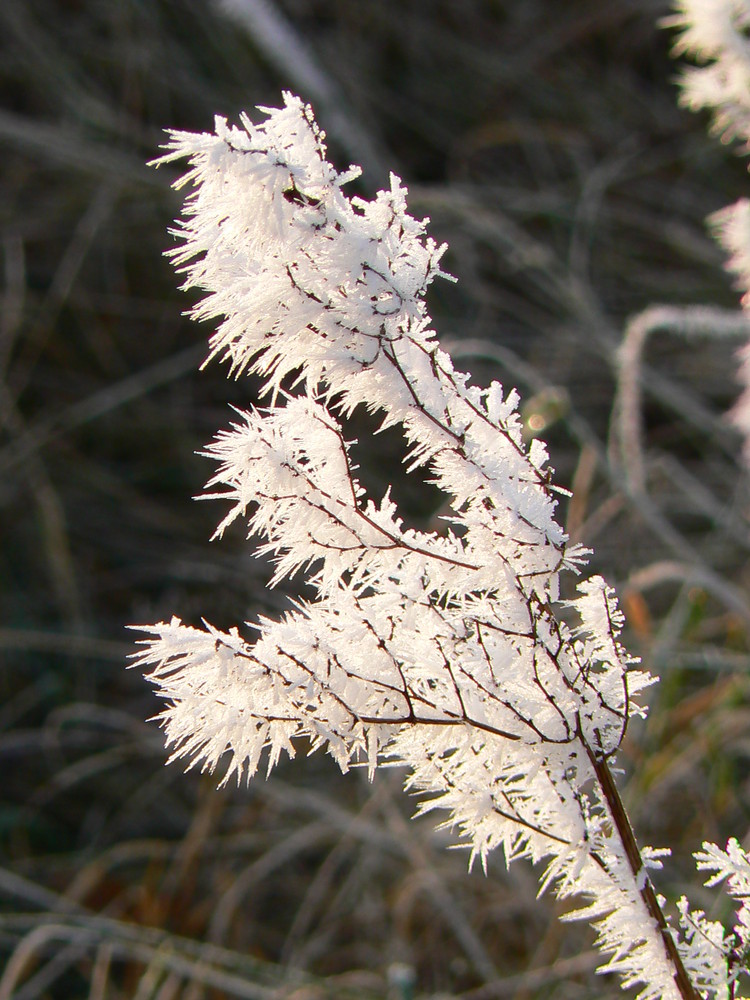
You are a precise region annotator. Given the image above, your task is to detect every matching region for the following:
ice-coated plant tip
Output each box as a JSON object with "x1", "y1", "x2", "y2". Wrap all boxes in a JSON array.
[{"x1": 134, "y1": 90, "x2": 750, "y2": 999}]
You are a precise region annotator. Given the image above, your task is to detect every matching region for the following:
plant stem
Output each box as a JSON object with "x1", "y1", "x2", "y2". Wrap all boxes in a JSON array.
[{"x1": 587, "y1": 747, "x2": 701, "y2": 1000}]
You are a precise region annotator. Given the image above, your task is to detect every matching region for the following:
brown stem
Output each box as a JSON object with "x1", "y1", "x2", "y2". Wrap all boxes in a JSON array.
[{"x1": 586, "y1": 745, "x2": 701, "y2": 1000}]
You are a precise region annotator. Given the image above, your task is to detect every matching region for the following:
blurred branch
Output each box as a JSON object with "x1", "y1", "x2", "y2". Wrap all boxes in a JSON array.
[
  {"x1": 609, "y1": 304, "x2": 750, "y2": 494},
  {"x1": 215, "y1": 0, "x2": 391, "y2": 184},
  {"x1": 0, "y1": 629, "x2": 129, "y2": 661},
  {"x1": 0, "y1": 344, "x2": 205, "y2": 480},
  {"x1": 0, "y1": 110, "x2": 158, "y2": 185},
  {"x1": 0, "y1": 911, "x2": 382, "y2": 1000}
]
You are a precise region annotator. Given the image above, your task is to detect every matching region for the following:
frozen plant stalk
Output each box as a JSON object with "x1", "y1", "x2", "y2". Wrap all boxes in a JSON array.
[{"x1": 135, "y1": 93, "x2": 745, "y2": 999}]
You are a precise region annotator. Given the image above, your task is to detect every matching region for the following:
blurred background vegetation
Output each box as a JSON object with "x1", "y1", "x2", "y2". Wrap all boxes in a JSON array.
[{"x1": 2, "y1": 0, "x2": 750, "y2": 997}]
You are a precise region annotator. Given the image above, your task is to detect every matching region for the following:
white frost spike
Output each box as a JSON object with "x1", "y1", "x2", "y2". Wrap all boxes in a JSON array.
[
  {"x1": 667, "y1": 0, "x2": 750, "y2": 145},
  {"x1": 135, "y1": 93, "x2": 723, "y2": 1000}
]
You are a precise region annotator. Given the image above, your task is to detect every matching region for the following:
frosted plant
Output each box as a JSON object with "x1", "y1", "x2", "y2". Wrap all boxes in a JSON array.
[
  {"x1": 134, "y1": 93, "x2": 746, "y2": 999},
  {"x1": 666, "y1": 0, "x2": 750, "y2": 461},
  {"x1": 667, "y1": 0, "x2": 750, "y2": 146}
]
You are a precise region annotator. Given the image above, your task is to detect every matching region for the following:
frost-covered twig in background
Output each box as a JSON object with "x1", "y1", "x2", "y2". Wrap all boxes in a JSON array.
[
  {"x1": 666, "y1": 0, "x2": 750, "y2": 464},
  {"x1": 610, "y1": 305, "x2": 750, "y2": 496},
  {"x1": 135, "y1": 93, "x2": 750, "y2": 999},
  {"x1": 214, "y1": 0, "x2": 389, "y2": 182}
]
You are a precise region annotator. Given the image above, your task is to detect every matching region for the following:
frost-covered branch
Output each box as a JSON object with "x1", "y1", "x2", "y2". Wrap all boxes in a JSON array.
[
  {"x1": 134, "y1": 93, "x2": 745, "y2": 999},
  {"x1": 667, "y1": 0, "x2": 750, "y2": 146},
  {"x1": 666, "y1": 0, "x2": 750, "y2": 464}
]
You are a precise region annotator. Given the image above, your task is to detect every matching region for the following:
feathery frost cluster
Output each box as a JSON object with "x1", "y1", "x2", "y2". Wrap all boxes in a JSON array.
[
  {"x1": 667, "y1": 0, "x2": 750, "y2": 461},
  {"x1": 136, "y1": 89, "x2": 750, "y2": 999}
]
